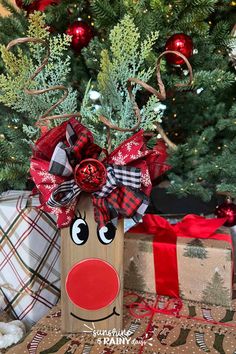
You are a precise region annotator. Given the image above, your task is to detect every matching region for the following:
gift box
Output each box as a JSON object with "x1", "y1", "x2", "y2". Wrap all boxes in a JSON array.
[
  {"x1": 230, "y1": 225, "x2": 236, "y2": 276},
  {"x1": 124, "y1": 214, "x2": 233, "y2": 306},
  {"x1": 0, "y1": 191, "x2": 60, "y2": 328},
  {"x1": 6, "y1": 290, "x2": 236, "y2": 354}
]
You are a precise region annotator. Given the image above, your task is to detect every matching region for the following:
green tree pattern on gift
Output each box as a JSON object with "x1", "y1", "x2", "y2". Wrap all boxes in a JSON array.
[
  {"x1": 178, "y1": 284, "x2": 185, "y2": 299},
  {"x1": 202, "y1": 271, "x2": 230, "y2": 307},
  {"x1": 225, "y1": 249, "x2": 232, "y2": 262},
  {"x1": 124, "y1": 260, "x2": 146, "y2": 291},
  {"x1": 183, "y1": 238, "x2": 208, "y2": 259}
]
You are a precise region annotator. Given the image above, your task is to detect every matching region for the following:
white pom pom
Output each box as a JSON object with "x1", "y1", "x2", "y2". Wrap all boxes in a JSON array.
[{"x1": 0, "y1": 320, "x2": 26, "y2": 349}]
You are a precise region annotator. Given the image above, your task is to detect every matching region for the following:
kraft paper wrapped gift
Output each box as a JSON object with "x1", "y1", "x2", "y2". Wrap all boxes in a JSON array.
[
  {"x1": 124, "y1": 214, "x2": 233, "y2": 306},
  {"x1": 6, "y1": 291, "x2": 236, "y2": 354},
  {"x1": 0, "y1": 191, "x2": 60, "y2": 328}
]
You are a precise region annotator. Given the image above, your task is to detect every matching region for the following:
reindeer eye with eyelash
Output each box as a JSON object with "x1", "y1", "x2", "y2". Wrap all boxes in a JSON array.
[{"x1": 70, "y1": 213, "x2": 89, "y2": 245}]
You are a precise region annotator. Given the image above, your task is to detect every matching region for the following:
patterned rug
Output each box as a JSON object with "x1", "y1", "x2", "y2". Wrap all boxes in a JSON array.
[{"x1": 5, "y1": 286, "x2": 236, "y2": 354}]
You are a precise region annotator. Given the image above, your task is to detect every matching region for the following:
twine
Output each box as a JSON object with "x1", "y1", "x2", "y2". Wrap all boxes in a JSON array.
[
  {"x1": 100, "y1": 50, "x2": 193, "y2": 152},
  {"x1": 6, "y1": 37, "x2": 82, "y2": 129},
  {"x1": 6, "y1": 38, "x2": 193, "y2": 152}
]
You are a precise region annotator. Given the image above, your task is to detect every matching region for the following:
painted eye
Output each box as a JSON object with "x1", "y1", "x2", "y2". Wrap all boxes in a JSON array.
[
  {"x1": 97, "y1": 223, "x2": 116, "y2": 245},
  {"x1": 70, "y1": 218, "x2": 89, "y2": 245}
]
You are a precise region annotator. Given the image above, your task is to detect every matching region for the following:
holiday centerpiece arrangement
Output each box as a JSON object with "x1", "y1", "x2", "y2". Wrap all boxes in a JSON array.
[
  {"x1": 0, "y1": 13, "x2": 234, "y2": 345},
  {"x1": 3, "y1": 13, "x2": 193, "y2": 332}
]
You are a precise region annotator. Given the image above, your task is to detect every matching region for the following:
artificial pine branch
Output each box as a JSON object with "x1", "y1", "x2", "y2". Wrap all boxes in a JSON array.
[
  {"x1": 0, "y1": 0, "x2": 235, "y2": 200},
  {"x1": 0, "y1": 12, "x2": 78, "y2": 130},
  {"x1": 81, "y1": 16, "x2": 162, "y2": 148}
]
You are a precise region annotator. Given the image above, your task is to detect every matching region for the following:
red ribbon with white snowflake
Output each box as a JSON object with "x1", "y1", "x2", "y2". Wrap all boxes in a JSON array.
[{"x1": 30, "y1": 118, "x2": 170, "y2": 228}]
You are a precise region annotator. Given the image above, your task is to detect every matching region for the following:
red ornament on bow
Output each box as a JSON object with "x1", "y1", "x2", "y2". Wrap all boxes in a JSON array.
[{"x1": 74, "y1": 159, "x2": 107, "y2": 192}]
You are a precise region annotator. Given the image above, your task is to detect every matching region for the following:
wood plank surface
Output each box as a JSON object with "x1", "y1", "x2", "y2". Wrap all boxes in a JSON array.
[{"x1": 61, "y1": 193, "x2": 124, "y2": 333}]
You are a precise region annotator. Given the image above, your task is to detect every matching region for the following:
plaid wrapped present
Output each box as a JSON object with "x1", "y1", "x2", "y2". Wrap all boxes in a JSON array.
[{"x1": 0, "y1": 191, "x2": 60, "y2": 328}]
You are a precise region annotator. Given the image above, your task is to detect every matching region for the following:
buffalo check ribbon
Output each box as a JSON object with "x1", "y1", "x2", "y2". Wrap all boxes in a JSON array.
[
  {"x1": 47, "y1": 164, "x2": 147, "y2": 227},
  {"x1": 30, "y1": 118, "x2": 168, "y2": 228}
]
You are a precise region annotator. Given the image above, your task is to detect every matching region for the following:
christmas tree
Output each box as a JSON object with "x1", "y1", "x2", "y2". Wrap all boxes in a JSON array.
[
  {"x1": 124, "y1": 260, "x2": 146, "y2": 291},
  {"x1": 202, "y1": 271, "x2": 231, "y2": 306},
  {"x1": 0, "y1": 0, "x2": 235, "y2": 202},
  {"x1": 183, "y1": 238, "x2": 208, "y2": 259}
]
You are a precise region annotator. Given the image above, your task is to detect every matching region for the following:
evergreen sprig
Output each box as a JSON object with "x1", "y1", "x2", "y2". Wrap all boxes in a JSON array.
[
  {"x1": 81, "y1": 15, "x2": 162, "y2": 148},
  {"x1": 0, "y1": 0, "x2": 235, "y2": 202},
  {"x1": 0, "y1": 12, "x2": 78, "y2": 131}
]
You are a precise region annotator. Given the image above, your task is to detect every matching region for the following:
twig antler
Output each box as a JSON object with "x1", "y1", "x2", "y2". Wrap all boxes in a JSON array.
[
  {"x1": 6, "y1": 38, "x2": 193, "y2": 153},
  {"x1": 129, "y1": 50, "x2": 193, "y2": 151},
  {"x1": 155, "y1": 123, "x2": 178, "y2": 151},
  {"x1": 6, "y1": 37, "x2": 81, "y2": 129},
  {"x1": 99, "y1": 50, "x2": 193, "y2": 153},
  {"x1": 128, "y1": 50, "x2": 193, "y2": 100}
]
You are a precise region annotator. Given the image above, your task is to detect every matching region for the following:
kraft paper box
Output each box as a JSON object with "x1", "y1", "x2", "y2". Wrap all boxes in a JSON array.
[
  {"x1": 6, "y1": 291, "x2": 236, "y2": 354},
  {"x1": 0, "y1": 191, "x2": 60, "y2": 328},
  {"x1": 124, "y1": 224, "x2": 233, "y2": 307},
  {"x1": 230, "y1": 225, "x2": 236, "y2": 275}
]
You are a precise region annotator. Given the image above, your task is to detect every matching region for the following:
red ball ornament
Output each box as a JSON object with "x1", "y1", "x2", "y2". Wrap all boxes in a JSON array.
[
  {"x1": 74, "y1": 159, "x2": 107, "y2": 193},
  {"x1": 15, "y1": 0, "x2": 29, "y2": 10},
  {"x1": 215, "y1": 197, "x2": 236, "y2": 227},
  {"x1": 16, "y1": 0, "x2": 60, "y2": 13},
  {"x1": 66, "y1": 20, "x2": 93, "y2": 53},
  {"x1": 165, "y1": 33, "x2": 193, "y2": 65}
]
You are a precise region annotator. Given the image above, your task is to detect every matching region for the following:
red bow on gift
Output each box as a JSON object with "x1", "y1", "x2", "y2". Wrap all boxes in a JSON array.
[
  {"x1": 30, "y1": 118, "x2": 169, "y2": 228},
  {"x1": 129, "y1": 214, "x2": 232, "y2": 298}
]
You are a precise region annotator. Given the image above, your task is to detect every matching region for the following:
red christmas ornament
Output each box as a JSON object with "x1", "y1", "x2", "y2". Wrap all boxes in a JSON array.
[
  {"x1": 16, "y1": 0, "x2": 60, "y2": 13},
  {"x1": 74, "y1": 158, "x2": 107, "y2": 193},
  {"x1": 15, "y1": 0, "x2": 29, "y2": 10},
  {"x1": 215, "y1": 197, "x2": 236, "y2": 227},
  {"x1": 66, "y1": 20, "x2": 93, "y2": 53},
  {"x1": 165, "y1": 33, "x2": 193, "y2": 65}
]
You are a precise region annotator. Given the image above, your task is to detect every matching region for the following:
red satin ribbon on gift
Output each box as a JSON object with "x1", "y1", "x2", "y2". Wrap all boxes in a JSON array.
[{"x1": 129, "y1": 214, "x2": 231, "y2": 298}]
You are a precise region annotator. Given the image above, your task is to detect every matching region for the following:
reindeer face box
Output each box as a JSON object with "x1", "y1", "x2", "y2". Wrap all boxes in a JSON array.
[
  {"x1": 61, "y1": 194, "x2": 124, "y2": 332},
  {"x1": 30, "y1": 118, "x2": 162, "y2": 333}
]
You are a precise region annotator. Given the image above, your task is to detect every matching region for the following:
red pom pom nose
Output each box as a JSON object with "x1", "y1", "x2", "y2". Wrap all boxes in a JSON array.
[{"x1": 66, "y1": 259, "x2": 120, "y2": 310}]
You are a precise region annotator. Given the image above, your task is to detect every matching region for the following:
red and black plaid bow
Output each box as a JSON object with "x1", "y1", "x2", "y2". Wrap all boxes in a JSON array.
[{"x1": 30, "y1": 118, "x2": 169, "y2": 228}]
